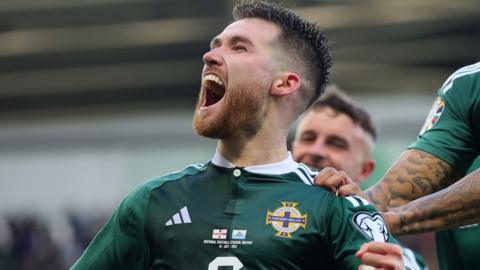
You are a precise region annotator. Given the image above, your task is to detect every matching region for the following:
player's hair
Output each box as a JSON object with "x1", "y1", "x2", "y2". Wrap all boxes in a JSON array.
[
  {"x1": 233, "y1": 0, "x2": 332, "y2": 107},
  {"x1": 309, "y1": 85, "x2": 377, "y2": 140}
]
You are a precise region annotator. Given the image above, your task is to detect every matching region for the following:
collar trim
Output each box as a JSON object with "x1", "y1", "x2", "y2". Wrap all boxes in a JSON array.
[{"x1": 211, "y1": 150, "x2": 299, "y2": 175}]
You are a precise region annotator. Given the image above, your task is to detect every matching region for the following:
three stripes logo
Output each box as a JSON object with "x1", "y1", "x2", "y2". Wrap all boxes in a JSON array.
[{"x1": 165, "y1": 206, "x2": 191, "y2": 226}]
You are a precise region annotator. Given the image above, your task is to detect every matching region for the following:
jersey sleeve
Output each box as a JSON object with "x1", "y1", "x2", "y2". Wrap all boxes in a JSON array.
[
  {"x1": 409, "y1": 66, "x2": 480, "y2": 173},
  {"x1": 70, "y1": 184, "x2": 152, "y2": 270},
  {"x1": 402, "y1": 247, "x2": 428, "y2": 270},
  {"x1": 323, "y1": 194, "x2": 414, "y2": 270}
]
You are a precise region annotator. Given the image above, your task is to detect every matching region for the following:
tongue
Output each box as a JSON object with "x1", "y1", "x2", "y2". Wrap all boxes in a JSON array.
[
  {"x1": 205, "y1": 90, "x2": 223, "y2": 107},
  {"x1": 204, "y1": 79, "x2": 225, "y2": 107}
]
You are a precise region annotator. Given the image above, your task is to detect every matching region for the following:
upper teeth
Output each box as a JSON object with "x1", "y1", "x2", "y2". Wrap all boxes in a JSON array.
[{"x1": 203, "y1": 74, "x2": 224, "y2": 86}]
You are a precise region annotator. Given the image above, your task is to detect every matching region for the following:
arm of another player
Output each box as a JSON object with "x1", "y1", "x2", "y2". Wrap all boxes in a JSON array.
[
  {"x1": 313, "y1": 149, "x2": 458, "y2": 211},
  {"x1": 313, "y1": 150, "x2": 480, "y2": 235},
  {"x1": 384, "y1": 168, "x2": 480, "y2": 235},
  {"x1": 364, "y1": 149, "x2": 459, "y2": 212}
]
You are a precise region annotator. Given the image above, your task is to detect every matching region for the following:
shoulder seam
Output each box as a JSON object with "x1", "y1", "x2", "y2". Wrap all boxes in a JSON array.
[
  {"x1": 147, "y1": 163, "x2": 207, "y2": 188},
  {"x1": 441, "y1": 62, "x2": 480, "y2": 94}
]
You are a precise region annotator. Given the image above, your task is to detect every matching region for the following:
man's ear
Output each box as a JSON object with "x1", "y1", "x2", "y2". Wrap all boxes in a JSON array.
[
  {"x1": 271, "y1": 72, "x2": 301, "y2": 96},
  {"x1": 357, "y1": 159, "x2": 376, "y2": 182}
]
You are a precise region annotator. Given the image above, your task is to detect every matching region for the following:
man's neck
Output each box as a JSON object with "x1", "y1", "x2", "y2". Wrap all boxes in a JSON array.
[{"x1": 217, "y1": 131, "x2": 288, "y2": 167}]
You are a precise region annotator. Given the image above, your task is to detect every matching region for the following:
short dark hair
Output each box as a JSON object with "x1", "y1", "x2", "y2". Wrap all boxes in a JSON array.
[
  {"x1": 309, "y1": 85, "x2": 377, "y2": 140},
  {"x1": 233, "y1": 0, "x2": 332, "y2": 106}
]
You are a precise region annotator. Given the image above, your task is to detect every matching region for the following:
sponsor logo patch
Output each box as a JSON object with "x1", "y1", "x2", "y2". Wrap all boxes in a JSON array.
[
  {"x1": 353, "y1": 212, "x2": 389, "y2": 242},
  {"x1": 265, "y1": 201, "x2": 307, "y2": 238},
  {"x1": 419, "y1": 97, "x2": 445, "y2": 135}
]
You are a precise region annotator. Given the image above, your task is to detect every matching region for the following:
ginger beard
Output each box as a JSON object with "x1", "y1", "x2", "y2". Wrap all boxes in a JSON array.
[{"x1": 193, "y1": 77, "x2": 270, "y2": 140}]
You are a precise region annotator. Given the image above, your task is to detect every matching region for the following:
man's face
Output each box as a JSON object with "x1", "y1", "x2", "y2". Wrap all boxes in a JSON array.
[
  {"x1": 193, "y1": 18, "x2": 281, "y2": 139},
  {"x1": 292, "y1": 107, "x2": 374, "y2": 182}
]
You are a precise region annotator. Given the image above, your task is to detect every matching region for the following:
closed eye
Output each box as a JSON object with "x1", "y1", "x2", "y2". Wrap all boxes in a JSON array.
[
  {"x1": 299, "y1": 132, "x2": 316, "y2": 144},
  {"x1": 232, "y1": 45, "x2": 247, "y2": 52},
  {"x1": 327, "y1": 137, "x2": 349, "y2": 150}
]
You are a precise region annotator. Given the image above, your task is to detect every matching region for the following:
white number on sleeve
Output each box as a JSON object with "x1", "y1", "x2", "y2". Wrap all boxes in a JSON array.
[{"x1": 208, "y1": 256, "x2": 243, "y2": 270}]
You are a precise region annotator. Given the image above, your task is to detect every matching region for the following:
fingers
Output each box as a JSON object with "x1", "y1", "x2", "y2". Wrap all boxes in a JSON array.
[
  {"x1": 356, "y1": 243, "x2": 369, "y2": 257},
  {"x1": 358, "y1": 265, "x2": 376, "y2": 270},
  {"x1": 314, "y1": 167, "x2": 351, "y2": 193},
  {"x1": 358, "y1": 265, "x2": 389, "y2": 270},
  {"x1": 356, "y1": 242, "x2": 403, "y2": 257},
  {"x1": 359, "y1": 254, "x2": 404, "y2": 270},
  {"x1": 337, "y1": 183, "x2": 364, "y2": 197},
  {"x1": 356, "y1": 243, "x2": 404, "y2": 270},
  {"x1": 313, "y1": 167, "x2": 366, "y2": 198}
]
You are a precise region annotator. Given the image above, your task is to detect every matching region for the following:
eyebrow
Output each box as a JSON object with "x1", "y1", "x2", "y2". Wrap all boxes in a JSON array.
[
  {"x1": 327, "y1": 135, "x2": 349, "y2": 147},
  {"x1": 299, "y1": 130, "x2": 315, "y2": 137},
  {"x1": 210, "y1": 35, "x2": 253, "y2": 49}
]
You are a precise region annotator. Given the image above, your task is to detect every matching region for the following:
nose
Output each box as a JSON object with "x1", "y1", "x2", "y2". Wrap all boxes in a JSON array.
[
  {"x1": 203, "y1": 48, "x2": 223, "y2": 67},
  {"x1": 308, "y1": 140, "x2": 327, "y2": 160}
]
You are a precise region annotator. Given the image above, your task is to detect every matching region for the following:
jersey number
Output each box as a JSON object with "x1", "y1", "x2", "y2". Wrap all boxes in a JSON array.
[{"x1": 208, "y1": 256, "x2": 243, "y2": 270}]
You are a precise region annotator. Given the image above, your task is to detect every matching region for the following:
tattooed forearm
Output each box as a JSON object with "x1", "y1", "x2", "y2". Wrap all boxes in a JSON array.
[
  {"x1": 385, "y1": 168, "x2": 480, "y2": 235},
  {"x1": 412, "y1": 177, "x2": 428, "y2": 193},
  {"x1": 365, "y1": 149, "x2": 460, "y2": 211}
]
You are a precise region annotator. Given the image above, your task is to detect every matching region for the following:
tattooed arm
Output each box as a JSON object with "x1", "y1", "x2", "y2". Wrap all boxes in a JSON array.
[
  {"x1": 364, "y1": 148, "x2": 480, "y2": 235},
  {"x1": 384, "y1": 168, "x2": 480, "y2": 235},
  {"x1": 314, "y1": 148, "x2": 476, "y2": 234},
  {"x1": 364, "y1": 149, "x2": 460, "y2": 211}
]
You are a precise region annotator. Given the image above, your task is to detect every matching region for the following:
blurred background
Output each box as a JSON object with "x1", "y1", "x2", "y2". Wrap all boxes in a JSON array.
[{"x1": 0, "y1": 0, "x2": 479, "y2": 269}]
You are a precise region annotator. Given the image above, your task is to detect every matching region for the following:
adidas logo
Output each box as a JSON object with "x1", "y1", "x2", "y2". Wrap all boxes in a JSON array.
[{"x1": 165, "y1": 206, "x2": 191, "y2": 226}]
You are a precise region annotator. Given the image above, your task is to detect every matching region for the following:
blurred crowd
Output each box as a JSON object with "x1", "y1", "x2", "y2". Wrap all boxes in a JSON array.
[{"x1": 0, "y1": 211, "x2": 108, "y2": 270}]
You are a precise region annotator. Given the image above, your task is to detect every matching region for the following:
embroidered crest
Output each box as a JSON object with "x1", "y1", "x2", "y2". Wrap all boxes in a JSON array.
[
  {"x1": 419, "y1": 97, "x2": 445, "y2": 135},
  {"x1": 265, "y1": 202, "x2": 307, "y2": 238},
  {"x1": 353, "y1": 212, "x2": 389, "y2": 242}
]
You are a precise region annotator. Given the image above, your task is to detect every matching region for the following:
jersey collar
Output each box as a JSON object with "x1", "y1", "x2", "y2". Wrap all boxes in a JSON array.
[{"x1": 212, "y1": 150, "x2": 299, "y2": 175}]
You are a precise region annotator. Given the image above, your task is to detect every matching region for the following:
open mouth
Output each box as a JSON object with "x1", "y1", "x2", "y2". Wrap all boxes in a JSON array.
[{"x1": 203, "y1": 74, "x2": 225, "y2": 107}]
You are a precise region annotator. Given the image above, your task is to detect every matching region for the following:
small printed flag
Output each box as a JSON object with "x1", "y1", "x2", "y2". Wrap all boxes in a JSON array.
[
  {"x1": 212, "y1": 229, "x2": 228, "y2": 239},
  {"x1": 232, "y1": 229, "x2": 247, "y2": 240}
]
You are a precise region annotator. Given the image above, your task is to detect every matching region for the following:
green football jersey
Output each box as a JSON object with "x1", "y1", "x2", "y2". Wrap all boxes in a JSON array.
[
  {"x1": 409, "y1": 62, "x2": 480, "y2": 270},
  {"x1": 71, "y1": 153, "x2": 413, "y2": 270},
  {"x1": 403, "y1": 247, "x2": 428, "y2": 270}
]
